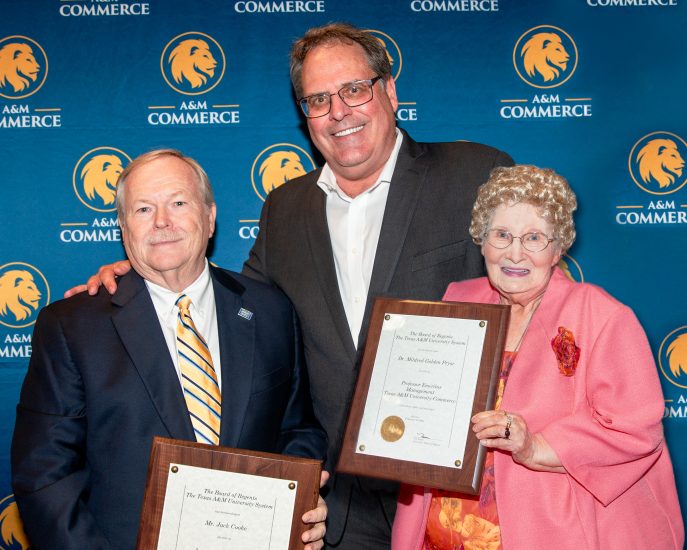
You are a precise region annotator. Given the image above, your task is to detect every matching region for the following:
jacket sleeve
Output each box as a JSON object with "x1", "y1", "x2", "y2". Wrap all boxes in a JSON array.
[
  {"x1": 540, "y1": 305, "x2": 666, "y2": 505},
  {"x1": 275, "y1": 307, "x2": 328, "y2": 461},
  {"x1": 11, "y1": 307, "x2": 111, "y2": 550},
  {"x1": 241, "y1": 192, "x2": 273, "y2": 285}
]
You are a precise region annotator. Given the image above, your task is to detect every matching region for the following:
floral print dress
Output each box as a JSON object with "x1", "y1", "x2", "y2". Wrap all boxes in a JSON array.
[{"x1": 423, "y1": 351, "x2": 516, "y2": 550}]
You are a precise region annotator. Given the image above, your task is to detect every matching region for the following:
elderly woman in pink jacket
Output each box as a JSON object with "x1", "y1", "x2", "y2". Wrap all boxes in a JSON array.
[{"x1": 392, "y1": 165, "x2": 683, "y2": 550}]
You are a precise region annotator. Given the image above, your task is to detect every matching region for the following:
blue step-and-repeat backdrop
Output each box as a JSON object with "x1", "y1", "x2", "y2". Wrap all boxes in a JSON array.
[{"x1": 1, "y1": 0, "x2": 685, "y2": 545}]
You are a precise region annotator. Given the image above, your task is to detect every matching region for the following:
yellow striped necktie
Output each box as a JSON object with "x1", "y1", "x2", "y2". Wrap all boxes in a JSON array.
[{"x1": 175, "y1": 294, "x2": 221, "y2": 445}]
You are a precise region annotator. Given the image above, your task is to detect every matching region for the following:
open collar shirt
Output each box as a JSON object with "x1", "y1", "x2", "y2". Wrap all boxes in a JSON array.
[{"x1": 317, "y1": 129, "x2": 403, "y2": 345}]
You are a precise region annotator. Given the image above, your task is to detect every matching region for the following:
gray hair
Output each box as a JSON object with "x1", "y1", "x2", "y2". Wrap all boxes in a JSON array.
[
  {"x1": 470, "y1": 165, "x2": 577, "y2": 253},
  {"x1": 116, "y1": 149, "x2": 214, "y2": 223}
]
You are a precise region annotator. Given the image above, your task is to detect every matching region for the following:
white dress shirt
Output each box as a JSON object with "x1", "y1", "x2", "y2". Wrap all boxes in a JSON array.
[
  {"x1": 145, "y1": 260, "x2": 222, "y2": 389},
  {"x1": 317, "y1": 129, "x2": 404, "y2": 345}
]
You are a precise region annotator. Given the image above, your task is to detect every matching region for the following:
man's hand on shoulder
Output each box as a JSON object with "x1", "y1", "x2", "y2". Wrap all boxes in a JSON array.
[{"x1": 63, "y1": 260, "x2": 132, "y2": 298}]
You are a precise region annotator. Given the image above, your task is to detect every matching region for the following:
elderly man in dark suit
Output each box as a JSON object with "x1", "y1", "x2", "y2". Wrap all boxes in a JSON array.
[
  {"x1": 12, "y1": 150, "x2": 328, "y2": 550},
  {"x1": 68, "y1": 23, "x2": 513, "y2": 549}
]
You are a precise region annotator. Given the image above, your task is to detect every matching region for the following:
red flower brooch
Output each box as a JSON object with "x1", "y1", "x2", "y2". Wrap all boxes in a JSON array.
[{"x1": 551, "y1": 326, "x2": 580, "y2": 376}]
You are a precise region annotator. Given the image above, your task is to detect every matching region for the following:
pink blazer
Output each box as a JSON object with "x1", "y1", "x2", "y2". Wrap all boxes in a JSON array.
[{"x1": 392, "y1": 269, "x2": 683, "y2": 550}]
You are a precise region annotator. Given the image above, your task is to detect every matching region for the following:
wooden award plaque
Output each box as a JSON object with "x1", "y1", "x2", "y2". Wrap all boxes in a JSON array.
[
  {"x1": 137, "y1": 437, "x2": 322, "y2": 550},
  {"x1": 337, "y1": 298, "x2": 509, "y2": 494}
]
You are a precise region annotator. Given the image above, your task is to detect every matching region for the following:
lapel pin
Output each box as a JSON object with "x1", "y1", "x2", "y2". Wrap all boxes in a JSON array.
[{"x1": 238, "y1": 307, "x2": 253, "y2": 320}]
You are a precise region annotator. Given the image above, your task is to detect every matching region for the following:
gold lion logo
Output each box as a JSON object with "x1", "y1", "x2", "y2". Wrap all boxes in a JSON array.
[
  {"x1": 636, "y1": 139, "x2": 685, "y2": 189},
  {"x1": 0, "y1": 500, "x2": 29, "y2": 550},
  {"x1": 521, "y1": 32, "x2": 569, "y2": 82},
  {"x1": 0, "y1": 42, "x2": 40, "y2": 93},
  {"x1": 169, "y1": 39, "x2": 217, "y2": 89},
  {"x1": 259, "y1": 151, "x2": 306, "y2": 195},
  {"x1": 667, "y1": 333, "x2": 687, "y2": 378},
  {"x1": 0, "y1": 270, "x2": 42, "y2": 323},
  {"x1": 81, "y1": 154, "x2": 123, "y2": 206}
]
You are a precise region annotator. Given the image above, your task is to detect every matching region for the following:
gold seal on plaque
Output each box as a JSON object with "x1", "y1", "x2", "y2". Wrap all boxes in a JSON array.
[{"x1": 380, "y1": 416, "x2": 405, "y2": 442}]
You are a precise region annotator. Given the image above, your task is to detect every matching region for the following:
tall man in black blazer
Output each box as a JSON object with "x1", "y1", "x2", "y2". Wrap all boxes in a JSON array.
[
  {"x1": 242, "y1": 24, "x2": 514, "y2": 548},
  {"x1": 12, "y1": 150, "x2": 328, "y2": 550},
  {"x1": 69, "y1": 24, "x2": 514, "y2": 549}
]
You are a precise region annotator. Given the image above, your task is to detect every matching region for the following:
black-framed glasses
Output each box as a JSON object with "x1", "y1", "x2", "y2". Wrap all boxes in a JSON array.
[
  {"x1": 297, "y1": 76, "x2": 382, "y2": 118},
  {"x1": 484, "y1": 229, "x2": 555, "y2": 252}
]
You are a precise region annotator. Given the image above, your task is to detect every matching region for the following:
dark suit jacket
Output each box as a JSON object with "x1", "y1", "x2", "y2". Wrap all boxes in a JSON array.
[
  {"x1": 11, "y1": 266, "x2": 326, "y2": 550},
  {"x1": 243, "y1": 130, "x2": 513, "y2": 544}
]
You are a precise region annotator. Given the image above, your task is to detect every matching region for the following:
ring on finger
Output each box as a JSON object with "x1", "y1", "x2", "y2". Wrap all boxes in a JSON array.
[{"x1": 504, "y1": 413, "x2": 513, "y2": 439}]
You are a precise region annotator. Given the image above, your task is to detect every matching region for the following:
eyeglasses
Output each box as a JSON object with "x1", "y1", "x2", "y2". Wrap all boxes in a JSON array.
[
  {"x1": 297, "y1": 76, "x2": 382, "y2": 118},
  {"x1": 484, "y1": 229, "x2": 555, "y2": 252}
]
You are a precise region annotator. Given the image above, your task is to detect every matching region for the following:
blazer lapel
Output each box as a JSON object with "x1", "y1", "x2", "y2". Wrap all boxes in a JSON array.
[
  {"x1": 500, "y1": 269, "x2": 572, "y2": 412},
  {"x1": 304, "y1": 181, "x2": 357, "y2": 361},
  {"x1": 210, "y1": 268, "x2": 254, "y2": 447},
  {"x1": 361, "y1": 133, "x2": 428, "y2": 348},
  {"x1": 111, "y1": 272, "x2": 194, "y2": 440}
]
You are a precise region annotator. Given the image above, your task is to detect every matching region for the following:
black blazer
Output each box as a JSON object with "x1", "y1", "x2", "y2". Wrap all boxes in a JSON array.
[
  {"x1": 12, "y1": 266, "x2": 326, "y2": 549},
  {"x1": 243, "y1": 129, "x2": 513, "y2": 543}
]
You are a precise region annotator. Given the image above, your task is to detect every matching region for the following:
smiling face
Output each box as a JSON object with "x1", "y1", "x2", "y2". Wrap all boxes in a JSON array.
[
  {"x1": 301, "y1": 41, "x2": 398, "y2": 192},
  {"x1": 482, "y1": 202, "x2": 561, "y2": 306},
  {"x1": 119, "y1": 155, "x2": 216, "y2": 291}
]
